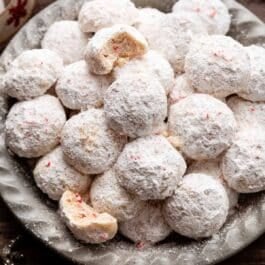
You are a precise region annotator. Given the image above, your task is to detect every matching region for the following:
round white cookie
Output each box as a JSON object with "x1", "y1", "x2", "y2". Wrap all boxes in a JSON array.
[
  {"x1": 119, "y1": 201, "x2": 172, "y2": 245},
  {"x1": 33, "y1": 147, "x2": 91, "y2": 201},
  {"x1": 42, "y1": 21, "x2": 90, "y2": 65},
  {"x1": 188, "y1": 159, "x2": 239, "y2": 211},
  {"x1": 173, "y1": 0, "x2": 231, "y2": 35},
  {"x1": 56, "y1": 61, "x2": 111, "y2": 110},
  {"x1": 143, "y1": 12, "x2": 207, "y2": 73},
  {"x1": 60, "y1": 190, "x2": 118, "y2": 244},
  {"x1": 115, "y1": 135, "x2": 187, "y2": 200},
  {"x1": 185, "y1": 35, "x2": 250, "y2": 98},
  {"x1": 222, "y1": 128, "x2": 265, "y2": 193},
  {"x1": 5, "y1": 95, "x2": 66, "y2": 158},
  {"x1": 61, "y1": 108, "x2": 126, "y2": 175},
  {"x1": 163, "y1": 173, "x2": 229, "y2": 239},
  {"x1": 104, "y1": 74, "x2": 167, "y2": 138},
  {"x1": 113, "y1": 50, "x2": 174, "y2": 95},
  {"x1": 168, "y1": 94, "x2": 237, "y2": 160},
  {"x1": 2, "y1": 49, "x2": 63, "y2": 100},
  {"x1": 90, "y1": 169, "x2": 144, "y2": 222},
  {"x1": 78, "y1": 0, "x2": 138, "y2": 33},
  {"x1": 85, "y1": 24, "x2": 148, "y2": 75},
  {"x1": 238, "y1": 45, "x2": 265, "y2": 102}
]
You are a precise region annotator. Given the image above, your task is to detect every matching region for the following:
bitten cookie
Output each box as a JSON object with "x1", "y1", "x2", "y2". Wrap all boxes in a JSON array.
[
  {"x1": 85, "y1": 24, "x2": 148, "y2": 75},
  {"x1": 60, "y1": 190, "x2": 118, "y2": 244}
]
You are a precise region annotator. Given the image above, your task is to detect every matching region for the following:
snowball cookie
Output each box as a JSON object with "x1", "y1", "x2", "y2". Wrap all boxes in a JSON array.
[
  {"x1": 238, "y1": 45, "x2": 265, "y2": 102},
  {"x1": 33, "y1": 147, "x2": 91, "y2": 201},
  {"x1": 185, "y1": 35, "x2": 250, "y2": 98},
  {"x1": 119, "y1": 201, "x2": 172, "y2": 245},
  {"x1": 168, "y1": 94, "x2": 237, "y2": 160},
  {"x1": 60, "y1": 190, "x2": 118, "y2": 244},
  {"x1": 169, "y1": 75, "x2": 194, "y2": 105},
  {"x1": 85, "y1": 24, "x2": 148, "y2": 75},
  {"x1": 56, "y1": 61, "x2": 111, "y2": 110},
  {"x1": 163, "y1": 173, "x2": 229, "y2": 239},
  {"x1": 90, "y1": 169, "x2": 144, "y2": 222},
  {"x1": 222, "y1": 129, "x2": 265, "y2": 193},
  {"x1": 78, "y1": 0, "x2": 138, "y2": 33},
  {"x1": 104, "y1": 74, "x2": 167, "y2": 138},
  {"x1": 5, "y1": 95, "x2": 66, "y2": 158},
  {"x1": 2, "y1": 49, "x2": 63, "y2": 101},
  {"x1": 42, "y1": 21, "x2": 90, "y2": 65},
  {"x1": 144, "y1": 12, "x2": 207, "y2": 73},
  {"x1": 227, "y1": 96, "x2": 265, "y2": 130},
  {"x1": 61, "y1": 108, "x2": 126, "y2": 175},
  {"x1": 113, "y1": 50, "x2": 174, "y2": 95},
  {"x1": 134, "y1": 7, "x2": 165, "y2": 42},
  {"x1": 173, "y1": 0, "x2": 231, "y2": 35},
  {"x1": 188, "y1": 159, "x2": 238, "y2": 210},
  {"x1": 115, "y1": 136, "x2": 187, "y2": 200}
]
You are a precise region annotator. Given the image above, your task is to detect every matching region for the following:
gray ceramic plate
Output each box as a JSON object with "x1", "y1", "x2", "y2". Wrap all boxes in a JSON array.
[{"x1": 0, "y1": 1, "x2": 265, "y2": 264}]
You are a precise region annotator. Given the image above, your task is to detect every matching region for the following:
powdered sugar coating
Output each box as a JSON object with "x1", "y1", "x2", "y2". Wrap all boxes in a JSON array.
[
  {"x1": 119, "y1": 201, "x2": 172, "y2": 244},
  {"x1": 185, "y1": 35, "x2": 250, "y2": 98},
  {"x1": 42, "y1": 21, "x2": 90, "y2": 65},
  {"x1": 143, "y1": 12, "x2": 207, "y2": 73},
  {"x1": 56, "y1": 61, "x2": 111, "y2": 110},
  {"x1": 78, "y1": 0, "x2": 138, "y2": 33},
  {"x1": 104, "y1": 74, "x2": 167, "y2": 138},
  {"x1": 227, "y1": 96, "x2": 265, "y2": 130},
  {"x1": 238, "y1": 45, "x2": 265, "y2": 102},
  {"x1": 134, "y1": 7, "x2": 165, "y2": 43},
  {"x1": 5, "y1": 95, "x2": 66, "y2": 158},
  {"x1": 85, "y1": 24, "x2": 148, "y2": 75},
  {"x1": 90, "y1": 169, "x2": 144, "y2": 222},
  {"x1": 33, "y1": 147, "x2": 91, "y2": 201},
  {"x1": 60, "y1": 190, "x2": 118, "y2": 244},
  {"x1": 169, "y1": 75, "x2": 194, "y2": 105},
  {"x1": 115, "y1": 136, "x2": 187, "y2": 200},
  {"x1": 173, "y1": 0, "x2": 231, "y2": 35},
  {"x1": 61, "y1": 108, "x2": 126, "y2": 175},
  {"x1": 113, "y1": 50, "x2": 174, "y2": 95},
  {"x1": 163, "y1": 173, "x2": 229, "y2": 239},
  {"x1": 168, "y1": 94, "x2": 237, "y2": 160},
  {"x1": 222, "y1": 129, "x2": 265, "y2": 193},
  {"x1": 2, "y1": 49, "x2": 63, "y2": 101},
  {"x1": 188, "y1": 159, "x2": 239, "y2": 211}
]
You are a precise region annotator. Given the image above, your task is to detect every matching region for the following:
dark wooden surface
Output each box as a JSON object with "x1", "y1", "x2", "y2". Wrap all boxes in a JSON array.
[{"x1": 1, "y1": 1, "x2": 265, "y2": 265}]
